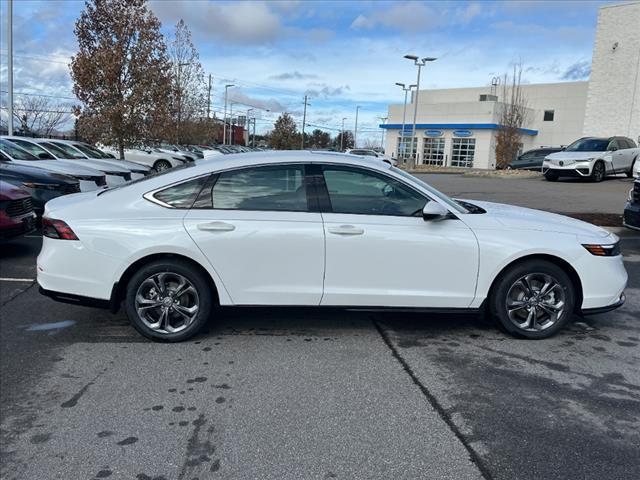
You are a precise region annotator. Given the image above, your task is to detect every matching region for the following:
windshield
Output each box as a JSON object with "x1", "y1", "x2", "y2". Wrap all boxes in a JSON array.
[
  {"x1": 74, "y1": 143, "x2": 110, "y2": 159},
  {"x1": 565, "y1": 138, "x2": 610, "y2": 152},
  {"x1": 390, "y1": 167, "x2": 469, "y2": 214},
  {"x1": 0, "y1": 140, "x2": 41, "y2": 161},
  {"x1": 9, "y1": 139, "x2": 56, "y2": 159},
  {"x1": 46, "y1": 141, "x2": 86, "y2": 159}
]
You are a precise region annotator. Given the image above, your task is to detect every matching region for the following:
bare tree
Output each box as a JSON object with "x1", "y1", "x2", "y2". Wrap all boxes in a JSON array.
[
  {"x1": 495, "y1": 64, "x2": 529, "y2": 168},
  {"x1": 11, "y1": 96, "x2": 71, "y2": 136},
  {"x1": 168, "y1": 19, "x2": 207, "y2": 144}
]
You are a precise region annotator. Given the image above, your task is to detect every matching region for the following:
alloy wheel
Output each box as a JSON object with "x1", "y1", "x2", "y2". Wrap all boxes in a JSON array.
[
  {"x1": 135, "y1": 272, "x2": 199, "y2": 334},
  {"x1": 505, "y1": 273, "x2": 566, "y2": 332},
  {"x1": 593, "y1": 163, "x2": 604, "y2": 182}
]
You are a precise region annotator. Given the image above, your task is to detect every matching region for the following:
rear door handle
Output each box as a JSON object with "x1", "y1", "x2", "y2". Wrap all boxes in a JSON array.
[
  {"x1": 197, "y1": 221, "x2": 236, "y2": 232},
  {"x1": 327, "y1": 225, "x2": 364, "y2": 236}
]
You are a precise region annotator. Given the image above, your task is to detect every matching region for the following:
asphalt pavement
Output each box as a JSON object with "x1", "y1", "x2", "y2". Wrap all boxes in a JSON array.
[{"x1": 1, "y1": 179, "x2": 639, "y2": 479}]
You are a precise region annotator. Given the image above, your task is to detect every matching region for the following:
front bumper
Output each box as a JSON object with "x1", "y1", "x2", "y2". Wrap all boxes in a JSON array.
[
  {"x1": 623, "y1": 201, "x2": 640, "y2": 231},
  {"x1": 542, "y1": 163, "x2": 593, "y2": 177},
  {"x1": 0, "y1": 211, "x2": 37, "y2": 240}
]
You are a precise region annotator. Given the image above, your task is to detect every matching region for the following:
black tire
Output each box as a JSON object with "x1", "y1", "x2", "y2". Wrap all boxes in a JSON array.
[
  {"x1": 153, "y1": 159, "x2": 172, "y2": 172},
  {"x1": 591, "y1": 160, "x2": 605, "y2": 182},
  {"x1": 490, "y1": 259, "x2": 575, "y2": 339},
  {"x1": 627, "y1": 159, "x2": 636, "y2": 178},
  {"x1": 544, "y1": 171, "x2": 559, "y2": 182},
  {"x1": 125, "y1": 259, "x2": 214, "y2": 342}
]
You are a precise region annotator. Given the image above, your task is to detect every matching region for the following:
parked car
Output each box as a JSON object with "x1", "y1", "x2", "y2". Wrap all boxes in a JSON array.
[
  {"x1": 38, "y1": 151, "x2": 625, "y2": 342},
  {"x1": 0, "y1": 181, "x2": 37, "y2": 241},
  {"x1": 542, "y1": 136, "x2": 639, "y2": 182},
  {"x1": 507, "y1": 147, "x2": 564, "y2": 170},
  {"x1": 156, "y1": 144, "x2": 197, "y2": 162},
  {"x1": 0, "y1": 139, "x2": 106, "y2": 191},
  {"x1": 100, "y1": 146, "x2": 184, "y2": 172},
  {"x1": 44, "y1": 139, "x2": 152, "y2": 180},
  {"x1": 346, "y1": 148, "x2": 398, "y2": 166},
  {"x1": 3, "y1": 137, "x2": 132, "y2": 187},
  {"x1": 0, "y1": 152, "x2": 80, "y2": 216},
  {"x1": 623, "y1": 179, "x2": 640, "y2": 231}
]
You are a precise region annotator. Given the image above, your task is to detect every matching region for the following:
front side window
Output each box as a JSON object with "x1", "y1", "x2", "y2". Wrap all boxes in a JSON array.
[
  {"x1": 208, "y1": 165, "x2": 307, "y2": 211},
  {"x1": 322, "y1": 166, "x2": 425, "y2": 216}
]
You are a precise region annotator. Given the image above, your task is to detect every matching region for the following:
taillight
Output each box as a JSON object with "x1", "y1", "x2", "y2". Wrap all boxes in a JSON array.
[{"x1": 42, "y1": 217, "x2": 79, "y2": 240}]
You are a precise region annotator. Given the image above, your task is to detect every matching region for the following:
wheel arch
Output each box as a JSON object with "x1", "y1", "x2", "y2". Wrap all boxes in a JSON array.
[
  {"x1": 486, "y1": 253, "x2": 584, "y2": 314},
  {"x1": 110, "y1": 253, "x2": 221, "y2": 313}
]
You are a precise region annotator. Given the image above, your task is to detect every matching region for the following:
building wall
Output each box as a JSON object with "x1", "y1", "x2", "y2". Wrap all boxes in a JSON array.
[{"x1": 583, "y1": 1, "x2": 640, "y2": 140}]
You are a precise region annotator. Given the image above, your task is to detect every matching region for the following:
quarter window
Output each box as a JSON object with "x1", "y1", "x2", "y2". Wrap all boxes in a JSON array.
[
  {"x1": 209, "y1": 165, "x2": 307, "y2": 211},
  {"x1": 322, "y1": 167, "x2": 425, "y2": 216},
  {"x1": 152, "y1": 176, "x2": 208, "y2": 208}
]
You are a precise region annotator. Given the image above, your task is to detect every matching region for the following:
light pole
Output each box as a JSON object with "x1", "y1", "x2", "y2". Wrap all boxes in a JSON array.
[
  {"x1": 341, "y1": 117, "x2": 347, "y2": 151},
  {"x1": 395, "y1": 82, "x2": 416, "y2": 163},
  {"x1": 246, "y1": 108, "x2": 254, "y2": 146},
  {"x1": 404, "y1": 55, "x2": 436, "y2": 169},
  {"x1": 354, "y1": 106, "x2": 361, "y2": 148},
  {"x1": 379, "y1": 116, "x2": 388, "y2": 150},
  {"x1": 7, "y1": 0, "x2": 13, "y2": 135},
  {"x1": 223, "y1": 84, "x2": 234, "y2": 145}
]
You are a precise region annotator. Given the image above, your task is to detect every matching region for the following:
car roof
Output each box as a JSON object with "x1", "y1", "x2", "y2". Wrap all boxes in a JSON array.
[{"x1": 193, "y1": 150, "x2": 391, "y2": 174}]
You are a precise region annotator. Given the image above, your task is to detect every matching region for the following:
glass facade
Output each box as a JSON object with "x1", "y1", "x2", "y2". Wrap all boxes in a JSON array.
[
  {"x1": 422, "y1": 138, "x2": 445, "y2": 166},
  {"x1": 397, "y1": 136, "x2": 417, "y2": 163},
  {"x1": 451, "y1": 138, "x2": 476, "y2": 168}
]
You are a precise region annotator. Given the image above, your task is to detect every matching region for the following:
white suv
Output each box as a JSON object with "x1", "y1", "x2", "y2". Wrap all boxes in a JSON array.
[{"x1": 543, "y1": 136, "x2": 639, "y2": 182}]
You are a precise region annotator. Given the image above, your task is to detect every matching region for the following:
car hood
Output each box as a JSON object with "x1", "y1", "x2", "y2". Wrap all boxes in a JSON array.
[
  {"x1": 56, "y1": 158, "x2": 130, "y2": 173},
  {"x1": 92, "y1": 158, "x2": 151, "y2": 172},
  {"x1": 461, "y1": 200, "x2": 613, "y2": 239},
  {"x1": 12, "y1": 159, "x2": 103, "y2": 176},
  {"x1": 545, "y1": 151, "x2": 603, "y2": 162}
]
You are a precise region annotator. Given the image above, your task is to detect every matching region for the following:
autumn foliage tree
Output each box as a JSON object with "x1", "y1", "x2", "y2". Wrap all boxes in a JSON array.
[{"x1": 70, "y1": 0, "x2": 172, "y2": 158}]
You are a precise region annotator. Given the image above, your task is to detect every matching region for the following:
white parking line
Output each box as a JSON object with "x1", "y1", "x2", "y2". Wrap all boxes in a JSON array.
[{"x1": 0, "y1": 278, "x2": 35, "y2": 282}]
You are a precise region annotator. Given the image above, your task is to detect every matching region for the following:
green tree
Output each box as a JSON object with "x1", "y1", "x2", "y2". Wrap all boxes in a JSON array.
[
  {"x1": 310, "y1": 128, "x2": 331, "y2": 149},
  {"x1": 269, "y1": 113, "x2": 299, "y2": 150},
  {"x1": 70, "y1": 0, "x2": 172, "y2": 158}
]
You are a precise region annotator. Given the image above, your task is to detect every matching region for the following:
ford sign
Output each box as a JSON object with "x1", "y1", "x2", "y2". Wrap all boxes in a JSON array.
[
  {"x1": 425, "y1": 129, "x2": 444, "y2": 137},
  {"x1": 453, "y1": 130, "x2": 473, "y2": 137}
]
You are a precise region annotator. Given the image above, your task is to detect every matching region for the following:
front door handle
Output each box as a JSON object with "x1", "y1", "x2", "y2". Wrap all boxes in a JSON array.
[
  {"x1": 327, "y1": 225, "x2": 364, "y2": 236},
  {"x1": 197, "y1": 221, "x2": 236, "y2": 232}
]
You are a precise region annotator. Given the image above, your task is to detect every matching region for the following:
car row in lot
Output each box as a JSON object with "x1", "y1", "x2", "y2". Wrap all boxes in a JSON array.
[
  {"x1": 0, "y1": 180, "x2": 37, "y2": 241},
  {"x1": 37, "y1": 151, "x2": 626, "y2": 342}
]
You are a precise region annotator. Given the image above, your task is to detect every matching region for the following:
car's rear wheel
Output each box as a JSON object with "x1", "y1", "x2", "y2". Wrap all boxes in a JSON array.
[
  {"x1": 544, "y1": 171, "x2": 559, "y2": 181},
  {"x1": 490, "y1": 260, "x2": 575, "y2": 339},
  {"x1": 591, "y1": 160, "x2": 605, "y2": 182},
  {"x1": 125, "y1": 259, "x2": 213, "y2": 342},
  {"x1": 154, "y1": 159, "x2": 172, "y2": 172}
]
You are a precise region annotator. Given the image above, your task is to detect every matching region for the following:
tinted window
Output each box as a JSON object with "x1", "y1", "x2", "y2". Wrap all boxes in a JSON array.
[
  {"x1": 208, "y1": 165, "x2": 307, "y2": 211},
  {"x1": 626, "y1": 138, "x2": 638, "y2": 149},
  {"x1": 565, "y1": 138, "x2": 610, "y2": 152},
  {"x1": 8, "y1": 139, "x2": 55, "y2": 159},
  {"x1": 543, "y1": 110, "x2": 554, "y2": 121},
  {"x1": 322, "y1": 167, "x2": 425, "y2": 216},
  {"x1": 153, "y1": 176, "x2": 207, "y2": 208},
  {"x1": 0, "y1": 140, "x2": 40, "y2": 160},
  {"x1": 47, "y1": 142, "x2": 86, "y2": 159}
]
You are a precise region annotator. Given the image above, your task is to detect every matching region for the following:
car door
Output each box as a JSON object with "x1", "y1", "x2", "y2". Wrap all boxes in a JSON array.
[
  {"x1": 183, "y1": 163, "x2": 325, "y2": 306},
  {"x1": 608, "y1": 138, "x2": 631, "y2": 173},
  {"x1": 316, "y1": 164, "x2": 479, "y2": 308}
]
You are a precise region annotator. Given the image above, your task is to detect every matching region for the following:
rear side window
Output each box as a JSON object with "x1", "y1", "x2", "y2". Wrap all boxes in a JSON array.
[
  {"x1": 152, "y1": 176, "x2": 208, "y2": 208},
  {"x1": 198, "y1": 165, "x2": 308, "y2": 212}
]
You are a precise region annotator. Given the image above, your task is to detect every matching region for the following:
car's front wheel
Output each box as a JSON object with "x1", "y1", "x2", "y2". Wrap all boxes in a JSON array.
[
  {"x1": 125, "y1": 259, "x2": 213, "y2": 342},
  {"x1": 490, "y1": 260, "x2": 575, "y2": 339},
  {"x1": 591, "y1": 161, "x2": 605, "y2": 182},
  {"x1": 153, "y1": 159, "x2": 172, "y2": 172}
]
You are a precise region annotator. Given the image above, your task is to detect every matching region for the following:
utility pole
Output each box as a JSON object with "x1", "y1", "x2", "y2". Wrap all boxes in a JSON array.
[
  {"x1": 379, "y1": 116, "x2": 388, "y2": 150},
  {"x1": 301, "y1": 95, "x2": 310, "y2": 149},
  {"x1": 404, "y1": 55, "x2": 437, "y2": 169},
  {"x1": 223, "y1": 84, "x2": 234, "y2": 145},
  {"x1": 7, "y1": 0, "x2": 14, "y2": 135},
  {"x1": 354, "y1": 106, "x2": 361, "y2": 148},
  {"x1": 341, "y1": 117, "x2": 346, "y2": 151},
  {"x1": 206, "y1": 74, "x2": 212, "y2": 119}
]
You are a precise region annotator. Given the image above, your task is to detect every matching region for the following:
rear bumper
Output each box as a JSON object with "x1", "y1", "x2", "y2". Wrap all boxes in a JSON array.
[
  {"x1": 581, "y1": 293, "x2": 625, "y2": 315},
  {"x1": 39, "y1": 286, "x2": 113, "y2": 309}
]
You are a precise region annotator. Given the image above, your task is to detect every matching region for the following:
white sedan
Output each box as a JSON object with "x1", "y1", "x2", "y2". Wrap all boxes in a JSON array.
[{"x1": 38, "y1": 151, "x2": 627, "y2": 341}]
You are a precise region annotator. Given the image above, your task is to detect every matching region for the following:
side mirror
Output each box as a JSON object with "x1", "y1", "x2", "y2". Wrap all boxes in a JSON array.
[{"x1": 422, "y1": 201, "x2": 450, "y2": 221}]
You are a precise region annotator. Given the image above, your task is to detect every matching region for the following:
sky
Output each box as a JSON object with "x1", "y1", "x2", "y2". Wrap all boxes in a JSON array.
[{"x1": 0, "y1": 0, "x2": 618, "y2": 145}]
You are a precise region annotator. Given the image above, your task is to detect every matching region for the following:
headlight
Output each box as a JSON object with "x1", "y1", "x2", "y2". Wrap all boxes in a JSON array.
[
  {"x1": 582, "y1": 242, "x2": 621, "y2": 256},
  {"x1": 22, "y1": 182, "x2": 59, "y2": 190}
]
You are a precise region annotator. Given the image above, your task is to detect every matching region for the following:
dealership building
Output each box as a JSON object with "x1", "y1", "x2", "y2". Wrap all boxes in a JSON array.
[{"x1": 382, "y1": 1, "x2": 640, "y2": 169}]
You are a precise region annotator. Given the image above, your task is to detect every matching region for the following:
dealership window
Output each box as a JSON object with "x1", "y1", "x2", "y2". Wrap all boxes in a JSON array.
[
  {"x1": 397, "y1": 135, "x2": 416, "y2": 162},
  {"x1": 450, "y1": 138, "x2": 476, "y2": 168},
  {"x1": 543, "y1": 110, "x2": 555, "y2": 121},
  {"x1": 422, "y1": 138, "x2": 445, "y2": 166}
]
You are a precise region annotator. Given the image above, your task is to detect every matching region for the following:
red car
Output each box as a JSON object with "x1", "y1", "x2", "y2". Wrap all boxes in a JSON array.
[{"x1": 0, "y1": 180, "x2": 37, "y2": 241}]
